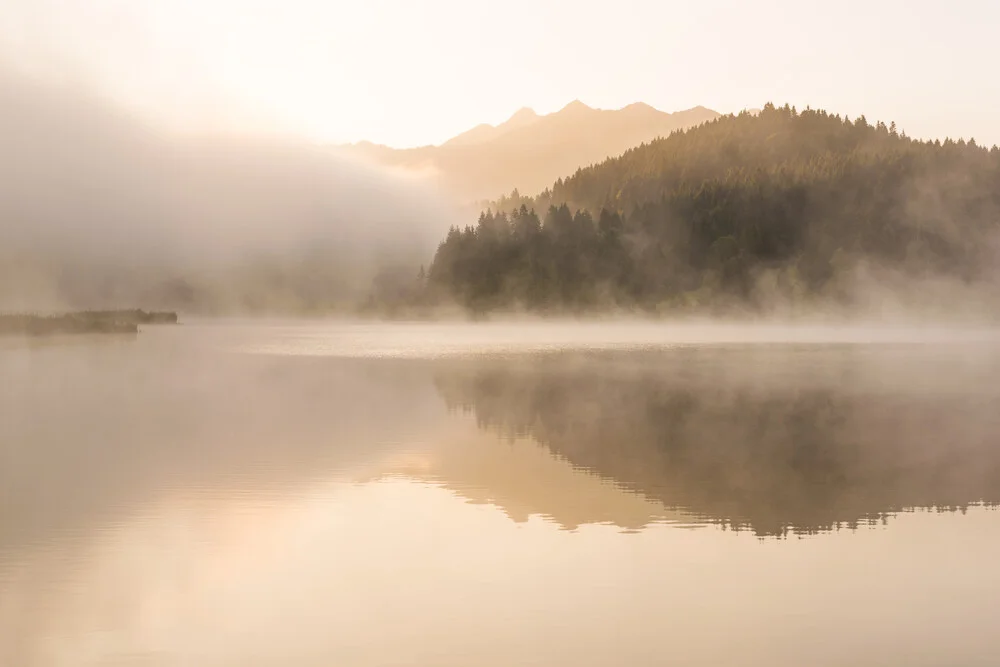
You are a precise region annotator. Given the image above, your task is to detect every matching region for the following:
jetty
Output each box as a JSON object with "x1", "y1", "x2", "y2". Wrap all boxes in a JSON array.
[{"x1": 0, "y1": 310, "x2": 178, "y2": 336}]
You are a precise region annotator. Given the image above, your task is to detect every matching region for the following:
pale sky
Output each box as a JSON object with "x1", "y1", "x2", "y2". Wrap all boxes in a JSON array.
[{"x1": 2, "y1": 0, "x2": 998, "y2": 147}]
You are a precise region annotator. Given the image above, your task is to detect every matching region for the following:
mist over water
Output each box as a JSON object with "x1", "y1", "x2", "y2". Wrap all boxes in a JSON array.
[
  {"x1": 0, "y1": 67, "x2": 459, "y2": 313},
  {"x1": 4, "y1": 2, "x2": 1000, "y2": 665},
  {"x1": 2, "y1": 62, "x2": 998, "y2": 323},
  {"x1": 3, "y1": 322, "x2": 1000, "y2": 666},
  {"x1": 4, "y1": 22, "x2": 1000, "y2": 667}
]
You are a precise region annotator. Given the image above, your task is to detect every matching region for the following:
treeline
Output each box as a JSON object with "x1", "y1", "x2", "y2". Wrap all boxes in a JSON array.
[
  {"x1": 433, "y1": 353, "x2": 1000, "y2": 536},
  {"x1": 420, "y1": 104, "x2": 1000, "y2": 314}
]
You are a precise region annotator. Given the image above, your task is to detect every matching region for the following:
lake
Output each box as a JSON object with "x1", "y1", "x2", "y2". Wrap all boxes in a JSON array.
[{"x1": 3, "y1": 321, "x2": 1000, "y2": 667}]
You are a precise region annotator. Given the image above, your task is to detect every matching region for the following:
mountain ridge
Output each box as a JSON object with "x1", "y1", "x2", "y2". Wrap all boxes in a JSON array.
[{"x1": 339, "y1": 101, "x2": 722, "y2": 203}]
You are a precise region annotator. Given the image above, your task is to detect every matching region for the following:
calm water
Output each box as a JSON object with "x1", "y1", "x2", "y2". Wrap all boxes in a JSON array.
[{"x1": 3, "y1": 321, "x2": 1000, "y2": 667}]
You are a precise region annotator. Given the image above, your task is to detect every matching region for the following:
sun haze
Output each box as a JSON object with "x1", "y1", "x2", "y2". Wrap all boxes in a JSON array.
[
  {"x1": 2, "y1": 0, "x2": 997, "y2": 147},
  {"x1": 6, "y1": 2, "x2": 1000, "y2": 667}
]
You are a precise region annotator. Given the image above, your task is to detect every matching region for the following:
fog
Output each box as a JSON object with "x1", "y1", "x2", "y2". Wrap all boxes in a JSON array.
[{"x1": 0, "y1": 67, "x2": 460, "y2": 313}]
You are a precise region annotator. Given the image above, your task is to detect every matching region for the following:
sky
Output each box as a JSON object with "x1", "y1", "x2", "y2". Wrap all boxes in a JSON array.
[{"x1": 2, "y1": 0, "x2": 998, "y2": 148}]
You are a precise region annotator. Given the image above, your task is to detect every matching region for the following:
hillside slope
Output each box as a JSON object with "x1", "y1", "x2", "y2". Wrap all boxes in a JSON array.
[
  {"x1": 341, "y1": 101, "x2": 721, "y2": 203},
  {"x1": 425, "y1": 104, "x2": 1000, "y2": 316}
]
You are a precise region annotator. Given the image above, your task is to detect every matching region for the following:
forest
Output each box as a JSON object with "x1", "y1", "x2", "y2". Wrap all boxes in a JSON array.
[{"x1": 414, "y1": 104, "x2": 1000, "y2": 315}]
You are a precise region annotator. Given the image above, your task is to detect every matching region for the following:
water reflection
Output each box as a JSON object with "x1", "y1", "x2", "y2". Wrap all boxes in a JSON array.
[
  {"x1": 0, "y1": 337, "x2": 444, "y2": 554},
  {"x1": 364, "y1": 434, "x2": 691, "y2": 532},
  {"x1": 4, "y1": 327, "x2": 1000, "y2": 667},
  {"x1": 431, "y1": 345, "x2": 1000, "y2": 536}
]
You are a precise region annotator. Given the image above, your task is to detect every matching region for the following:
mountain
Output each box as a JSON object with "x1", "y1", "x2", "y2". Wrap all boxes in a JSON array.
[
  {"x1": 340, "y1": 101, "x2": 721, "y2": 204},
  {"x1": 443, "y1": 106, "x2": 540, "y2": 147},
  {"x1": 424, "y1": 103, "x2": 1000, "y2": 316}
]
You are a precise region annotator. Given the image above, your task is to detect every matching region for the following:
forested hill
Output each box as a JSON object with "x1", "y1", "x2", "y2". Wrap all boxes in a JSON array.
[{"x1": 421, "y1": 104, "x2": 1000, "y2": 315}]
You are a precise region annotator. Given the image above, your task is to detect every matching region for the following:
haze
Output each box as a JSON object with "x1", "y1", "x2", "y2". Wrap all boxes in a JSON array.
[
  {"x1": 3, "y1": 3, "x2": 1000, "y2": 666},
  {"x1": 3, "y1": 0, "x2": 998, "y2": 148},
  {"x1": 0, "y1": 66, "x2": 461, "y2": 312}
]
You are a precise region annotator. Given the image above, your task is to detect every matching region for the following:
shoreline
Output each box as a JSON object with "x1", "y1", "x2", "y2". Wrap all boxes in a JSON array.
[{"x1": 0, "y1": 310, "x2": 178, "y2": 337}]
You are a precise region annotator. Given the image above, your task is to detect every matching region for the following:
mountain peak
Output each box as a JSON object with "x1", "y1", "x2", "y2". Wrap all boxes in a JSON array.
[
  {"x1": 503, "y1": 107, "x2": 540, "y2": 131},
  {"x1": 679, "y1": 105, "x2": 716, "y2": 115},
  {"x1": 508, "y1": 107, "x2": 538, "y2": 122},
  {"x1": 559, "y1": 99, "x2": 593, "y2": 113},
  {"x1": 622, "y1": 102, "x2": 657, "y2": 113}
]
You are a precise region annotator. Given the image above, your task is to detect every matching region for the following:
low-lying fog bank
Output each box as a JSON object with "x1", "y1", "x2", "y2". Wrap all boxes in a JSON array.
[
  {"x1": 3, "y1": 68, "x2": 999, "y2": 324},
  {"x1": 0, "y1": 67, "x2": 460, "y2": 315},
  {"x1": 206, "y1": 318, "x2": 1000, "y2": 362}
]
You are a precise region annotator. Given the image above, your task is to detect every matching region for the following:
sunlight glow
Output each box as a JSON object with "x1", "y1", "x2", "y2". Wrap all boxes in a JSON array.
[{"x1": 2, "y1": 0, "x2": 998, "y2": 146}]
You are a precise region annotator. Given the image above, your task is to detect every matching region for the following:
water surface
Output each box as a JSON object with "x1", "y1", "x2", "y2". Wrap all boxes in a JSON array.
[{"x1": 2, "y1": 322, "x2": 1000, "y2": 666}]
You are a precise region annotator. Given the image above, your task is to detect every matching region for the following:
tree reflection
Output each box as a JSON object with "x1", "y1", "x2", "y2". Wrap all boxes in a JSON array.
[{"x1": 433, "y1": 348, "x2": 1000, "y2": 536}]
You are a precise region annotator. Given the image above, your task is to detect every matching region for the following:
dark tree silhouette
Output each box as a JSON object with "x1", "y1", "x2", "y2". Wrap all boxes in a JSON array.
[{"x1": 422, "y1": 104, "x2": 1000, "y2": 314}]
